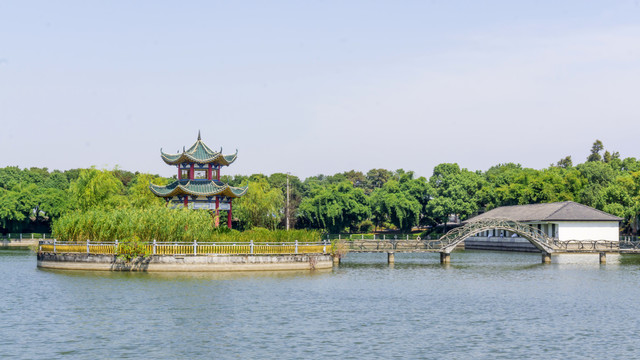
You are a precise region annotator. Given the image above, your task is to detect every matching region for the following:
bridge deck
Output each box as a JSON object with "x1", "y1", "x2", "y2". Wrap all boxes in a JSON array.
[
  {"x1": 341, "y1": 239, "x2": 635, "y2": 254},
  {"x1": 347, "y1": 249, "x2": 441, "y2": 253}
]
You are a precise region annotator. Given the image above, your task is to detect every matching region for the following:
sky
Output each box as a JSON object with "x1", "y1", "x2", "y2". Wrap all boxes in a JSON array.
[{"x1": 1, "y1": 1, "x2": 639, "y2": 180}]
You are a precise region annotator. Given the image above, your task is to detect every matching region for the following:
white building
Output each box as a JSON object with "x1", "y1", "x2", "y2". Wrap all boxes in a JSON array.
[{"x1": 465, "y1": 201, "x2": 622, "y2": 251}]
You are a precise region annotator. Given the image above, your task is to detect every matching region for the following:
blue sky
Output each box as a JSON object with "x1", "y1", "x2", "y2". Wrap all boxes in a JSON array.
[{"x1": 1, "y1": 1, "x2": 639, "y2": 179}]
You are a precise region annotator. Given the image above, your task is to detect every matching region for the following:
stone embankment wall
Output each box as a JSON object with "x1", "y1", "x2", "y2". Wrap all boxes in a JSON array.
[
  {"x1": 37, "y1": 252, "x2": 333, "y2": 271},
  {"x1": 464, "y1": 236, "x2": 539, "y2": 252}
]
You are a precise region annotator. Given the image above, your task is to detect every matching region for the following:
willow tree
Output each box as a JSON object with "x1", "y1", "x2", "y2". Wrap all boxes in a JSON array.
[
  {"x1": 68, "y1": 167, "x2": 126, "y2": 211},
  {"x1": 298, "y1": 181, "x2": 370, "y2": 233},
  {"x1": 234, "y1": 177, "x2": 284, "y2": 230}
]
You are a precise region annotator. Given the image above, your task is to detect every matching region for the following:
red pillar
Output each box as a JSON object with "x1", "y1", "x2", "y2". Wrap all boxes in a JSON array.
[
  {"x1": 227, "y1": 200, "x2": 232, "y2": 229},
  {"x1": 178, "y1": 165, "x2": 181, "y2": 180},
  {"x1": 217, "y1": 166, "x2": 220, "y2": 181},
  {"x1": 184, "y1": 196, "x2": 188, "y2": 208},
  {"x1": 208, "y1": 164, "x2": 212, "y2": 180},
  {"x1": 215, "y1": 197, "x2": 220, "y2": 227},
  {"x1": 189, "y1": 164, "x2": 194, "y2": 179}
]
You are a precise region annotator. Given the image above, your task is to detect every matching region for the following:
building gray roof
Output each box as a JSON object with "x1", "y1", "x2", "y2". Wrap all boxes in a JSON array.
[{"x1": 466, "y1": 201, "x2": 622, "y2": 223}]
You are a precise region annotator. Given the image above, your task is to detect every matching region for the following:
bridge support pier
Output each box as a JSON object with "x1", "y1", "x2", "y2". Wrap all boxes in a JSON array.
[
  {"x1": 387, "y1": 252, "x2": 395, "y2": 265},
  {"x1": 542, "y1": 252, "x2": 551, "y2": 264},
  {"x1": 440, "y1": 252, "x2": 450, "y2": 264},
  {"x1": 599, "y1": 252, "x2": 606, "y2": 264}
]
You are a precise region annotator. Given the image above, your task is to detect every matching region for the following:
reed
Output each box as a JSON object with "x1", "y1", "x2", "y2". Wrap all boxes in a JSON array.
[{"x1": 52, "y1": 207, "x2": 321, "y2": 243}]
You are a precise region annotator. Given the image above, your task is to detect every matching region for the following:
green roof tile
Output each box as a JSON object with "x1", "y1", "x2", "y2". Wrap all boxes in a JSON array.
[
  {"x1": 149, "y1": 179, "x2": 248, "y2": 198},
  {"x1": 160, "y1": 136, "x2": 238, "y2": 166}
]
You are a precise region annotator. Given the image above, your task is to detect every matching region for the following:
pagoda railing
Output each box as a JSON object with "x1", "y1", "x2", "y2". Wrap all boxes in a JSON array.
[{"x1": 39, "y1": 240, "x2": 329, "y2": 256}]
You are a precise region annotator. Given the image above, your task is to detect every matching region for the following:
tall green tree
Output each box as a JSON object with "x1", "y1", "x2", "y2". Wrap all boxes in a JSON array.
[
  {"x1": 587, "y1": 139, "x2": 604, "y2": 162},
  {"x1": 69, "y1": 168, "x2": 126, "y2": 211},
  {"x1": 370, "y1": 179, "x2": 422, "y2": 231},
  {"x1": 425, "y1": 163, "x2": 484, "y2": 229},
  {"x1": 234, "y1": 177, "x2": 284, "y2": 230},
  {"x1": 298, "y1": 181, "x2": 370, "y2": 233},
  {"x1": 127, "y1": 173, "x2": 169, "y2": 208},
  {"x1": 365, "y1": 168, "x2": 392, "y2": 194}
]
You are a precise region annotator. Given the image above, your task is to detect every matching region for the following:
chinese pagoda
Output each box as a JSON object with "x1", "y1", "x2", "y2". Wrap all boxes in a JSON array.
[{"x1": 149, "y1": 132, "x2": 248, "y2": 228}]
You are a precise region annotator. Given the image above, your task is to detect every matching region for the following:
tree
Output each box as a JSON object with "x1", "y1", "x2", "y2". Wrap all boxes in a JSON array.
[
  {"x1": 370, "y1": 180, "x2": 422, "y2": 231},
  {"x1": 298, "y1": 181, "x2": 370, "y2": 233},
  {"x1": 587, "y1": 140, "x2": 604, "y2": 162},
  {"x1": 0, "y1": 183, "x2": 38, "y2": 232},
  {"x1": 127, "y1": 173, "x2": 169, "y2": 208},
  {"x1": 576, "y1": 161, "x2": 615, "y2": 207},
  {"x1": 0, "y1": 166, "x2": 24, "y2": 190},
  {"x1": 113, "y1": 167, "x2": 137, "y2": 187},
  {"x1": 425, "y1": 163, "x2": 484, "y2": 230},
  {"x1": 556, "y1": 156, "x2": 573, "y2": 169},
  {"x1": 68, "y1": 168, "x2": 126, "y2": 211},
  {"x1": 342, "y1": 170, "x2": 366, "y2": 189},
  {"x1": 622, "y1": 157, "x2": 640, "y2": 172},
  {"x1": 364, "y1": 168, "x2": 392, "y2": 194},
  {"x1": 599, "y1": 172, "x2": 640, "y2": 235},
  {"x1": 44, "y1": 171, "x2": 70, "y2": 190},
  {"x1": 35, "y1": 188, "x2": 70, "y2": 221},
  {"x1": 234, "y1": 177, "x2": 284, "y2": 230}
]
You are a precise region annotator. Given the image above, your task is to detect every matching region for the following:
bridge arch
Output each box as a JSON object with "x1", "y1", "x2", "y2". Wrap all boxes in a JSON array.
[{"x1": 438, "y1": 218, "x2": 555, "y2": 254}]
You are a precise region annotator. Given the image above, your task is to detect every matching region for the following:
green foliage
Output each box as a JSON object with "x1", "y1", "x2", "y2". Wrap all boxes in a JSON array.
[
  {"x1": 52, "y1": 207, "x2": 321, "y2": 242},
  {"x1": 556, "y1": 156, "x2": 573, "y2": 169},
  {"x1": 234, "y1": 177, "x2": 284, "y2": 230},
  {"x1": 2, "y1": 138, "x2": 640, "y2": 237},
  {"x1": 298, "y1": 181, "x2": 370, "y2": 233},
  {"x1": 127, "y1": 173, "x2": 168, "y2": 208},
  {"x1": 69, "y1": 167, "x2": 126, "y2": 211},
  {"x1": 117, "y1": 235, "x2": 151, "y2": 261},
  {"x1": 370, "y1": 177, "x2": 426, "y2": 232},
  {"x1": 0, "y1": 166, "x2": 24, "y2": 190},
  {"x1": 268, "y1": 173, "x2": 304, "y2": 229},
  {"x1": 426, "y1": 163, "x2": 484, "y2": 227},
  {"x1": 587, "y1": 139, "x2": 604, "y2": 162}
]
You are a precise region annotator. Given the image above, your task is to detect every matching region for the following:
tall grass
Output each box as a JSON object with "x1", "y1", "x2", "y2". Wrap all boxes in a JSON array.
[{"x1": 52, "y1": 207, "x2": 321, "y2": 243}]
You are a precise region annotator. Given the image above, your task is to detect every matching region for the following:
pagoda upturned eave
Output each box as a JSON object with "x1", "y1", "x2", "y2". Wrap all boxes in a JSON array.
[
  {"x1": 149, "y1": 180, "x2": 248, "y2": 198},
  {"x1": 160, "y1": 138, "x2": 238, "y2": 166}
]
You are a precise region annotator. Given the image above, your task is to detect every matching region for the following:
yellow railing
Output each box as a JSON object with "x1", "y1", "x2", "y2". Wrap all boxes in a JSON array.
[{"x1": 40, "y1": 241, "x2": 328, "y2": 255}]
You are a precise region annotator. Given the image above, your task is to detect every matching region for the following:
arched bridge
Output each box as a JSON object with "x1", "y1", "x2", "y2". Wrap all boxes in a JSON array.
[
  {"x1": 339, "y1": 218, "x2": 620, "y2": 263},
  {"x1": 437, "y1": 218, "x2": 555, "y2": 254}
]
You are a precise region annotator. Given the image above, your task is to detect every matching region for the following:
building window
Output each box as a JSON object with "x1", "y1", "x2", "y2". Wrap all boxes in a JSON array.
[
  {"x1": 194, "y1": 170, "x2": 207, "y2": 179},
  {"x1": 181, "y1": 169, "x2": 189, "y2": 179}
]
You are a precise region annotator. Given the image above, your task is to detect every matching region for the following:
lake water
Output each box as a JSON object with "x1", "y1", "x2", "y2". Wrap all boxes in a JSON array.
[{"x1": 2, "y1": 249, "x2": 640, "y2": 359}]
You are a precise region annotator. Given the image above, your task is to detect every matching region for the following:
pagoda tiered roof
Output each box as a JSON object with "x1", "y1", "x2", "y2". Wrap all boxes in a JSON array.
[
  {"x1": 149, "y1": 179, "x2": 248, "y2": 198},
  {"x1": 160, "y1": 132, "x2": 238, "y2": 166}
]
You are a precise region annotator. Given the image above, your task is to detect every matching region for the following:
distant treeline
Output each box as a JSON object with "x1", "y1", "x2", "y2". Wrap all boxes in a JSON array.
[{"x1": 1, "y1": 140, "x2": 638, "y2": 236}]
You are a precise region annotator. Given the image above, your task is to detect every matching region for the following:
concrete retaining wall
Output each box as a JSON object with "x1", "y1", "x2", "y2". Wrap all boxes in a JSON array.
[
  {"x1": 464, "y1": 236, "x2": 539, "y2": 252},
  {"x1": 37, "y1": 252, "x2": 334, "y2": 272},
  {"x1": 1, "y1": 239, "x2": 38, "y2": 249}
]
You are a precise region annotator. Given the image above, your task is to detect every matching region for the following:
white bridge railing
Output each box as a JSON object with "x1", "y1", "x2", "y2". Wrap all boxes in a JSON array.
[{"x1": 39, "y1": 240, "x2": 330, "y2": 256}]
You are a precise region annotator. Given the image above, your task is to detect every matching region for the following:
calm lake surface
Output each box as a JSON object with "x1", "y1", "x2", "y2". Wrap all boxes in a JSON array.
[{"x1": 2, "y1": 249, "x2": 640, "y2": 359}]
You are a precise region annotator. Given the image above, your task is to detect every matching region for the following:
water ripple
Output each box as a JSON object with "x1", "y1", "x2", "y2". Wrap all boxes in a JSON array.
[{"x1": 2, "y1": 249, "x2": 640, "y2": 359}]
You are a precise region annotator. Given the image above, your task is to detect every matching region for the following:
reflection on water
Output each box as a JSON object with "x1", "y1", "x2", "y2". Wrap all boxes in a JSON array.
[
  {"x1": 40, "y1": 267, "x2": 333, "y2": 281},
  {"x1": 3, "y1": 249, "x2": 640, "y2": 359}
]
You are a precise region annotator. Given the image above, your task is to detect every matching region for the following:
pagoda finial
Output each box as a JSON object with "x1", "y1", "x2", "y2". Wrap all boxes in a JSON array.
[{"x1": 198, "y1": 130, "x2": 201, "y2": 141}]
